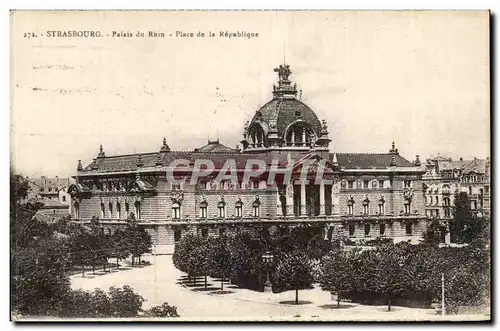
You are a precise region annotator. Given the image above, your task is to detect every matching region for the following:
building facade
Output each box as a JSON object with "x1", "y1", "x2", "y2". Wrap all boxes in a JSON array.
[
  {"x1": 422, "y1": 155, "x2": 490, "y2": 243},
  {"x1": 69, "y1": 64, "x2": 428, "y2": 246}
]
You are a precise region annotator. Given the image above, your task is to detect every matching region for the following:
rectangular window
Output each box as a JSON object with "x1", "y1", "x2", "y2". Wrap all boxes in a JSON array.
[
  {"x1": 252, "y1": 206, "x2": 260, "y2": 218},
  {"x1": 219, "y1": 181, "x2": 225, "y2": 189},
  {"x1": 404, "y1": 202, "x2": 411, "y2": 214},
  {"x1": 62, "y1": 196, "x2": 66, "y2": 202},
  {"x1": 430, "y1": 196, "x2": 433, "y2": 204},
  {"x1": 378, "y1": 203, "x2": 385, "y2": 214},
  {"x1": 201, "y1": 228, "x2": 208, "y2": 238},
  {"x1": 236, "y1": 205, "x2": 243, "y2": 217},
  {"x1": 435, "y1": 196, "x2": 439, "y2": 205},
  {"x1": 364, "y1": 223, "x2": 370, "y2": 236},
  {"x1": 406, "y1": 223, "x2": 412, "y2": 235},
  {"x1": 363, "y1": 180, "x2": 369, "y2": 189},
  {"x1": 379, "y1": 223, "x2": 386, "y2": 235},
  {"x1": 404, "y1": 180, "x2": 412, "y2": 188},
  {"x1": 200, "y1": 181, "x2": 207, "y2": 190},
  {"x1": 349, "y1": 224, "x2": 355, "y2": 236},
  {"x1": 172, "y1": 184, "x2": 181, "y2": 191},
  {"x1": 379, "y1": 180, "x2": 384, "y2": 189},
  {"x1": 253, "y1": 180, "x2": 260, "y2": 189},
  {"x1": 174, "y1": 229, "x2": 181, "y2": 242},
  {"x1": 172, "y1": 204, "x2": 181, "y2": 219},
  {"x1": 348, "y1": 181, "x2": 354, "y2": 189}
]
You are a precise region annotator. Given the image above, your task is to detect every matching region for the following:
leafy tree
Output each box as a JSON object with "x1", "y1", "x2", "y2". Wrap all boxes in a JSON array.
[
  {"x1": 109, "y1": 228, "x2": 131, "y2": 269},
  {"x1": 145, "y1": 302, "x2": 180, "y2": 317},
  {"x1": 370, "y1": 243, "x2": 409, "y2": 311},
  {"x1": 108, "y1": 285, "x2": 145, "y2": 317},
  {"x1": 451, "y1": 192, "x2": 474, "y2": 243},
  {"x1": 319, "y1": 248, "x2": 363, "y2": 307},
  {"x1": 423, "y1": 218, "x2": 446, "y2": 246},
  {"x1": 207, "y1": 236, "x2": 232, "y2": 291},
  {"x1": 173, "y1": 234, "x2": 203, "y2": 280},
  {"x1": 272, "y1": 250, "x2": 314, "y2": 304},
  {"x1": 187, "y1": 238, "x2": 212, "y2": 289},
  {"x1": 11, "y1": 239, "x2": 72, "y2": 316}
]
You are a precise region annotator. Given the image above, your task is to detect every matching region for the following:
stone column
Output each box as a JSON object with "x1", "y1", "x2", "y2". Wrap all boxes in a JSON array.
[
  {"x1": 286, "y1": 184, "x2": 294, "y2": 216},
  {"x1": 276, "y1": 189, "x2": 283, "y2": 217},
  {"x1": 319, "y1": 180, "x2": 325, "y2": 215},
  {"x1": 300, "y1": 180, "x2": 307, "y2": 216},
  {"x1": 331, "y1": 183, "x2": 339, "y2": 215},
  {"x1": 291, "y1": 131, "x2": 295, "y2": 146}
]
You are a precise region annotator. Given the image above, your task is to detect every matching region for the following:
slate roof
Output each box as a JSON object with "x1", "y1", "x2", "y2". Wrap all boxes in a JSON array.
[
  {"x1": 251, "y1": 97, "x2": 323, "y2": 137},
  {"x1": 194, "y1": 140, "x2": 237, "y2": 153},
  {"x1": 461, "y1": 159, "x2": 487, "y2": 174},
  {"x1": 333, "y1": 153, "x2": 415, "y2": 169},
  {"x1": 80, "y1": 149, "x2": 418, "y2": 173}
]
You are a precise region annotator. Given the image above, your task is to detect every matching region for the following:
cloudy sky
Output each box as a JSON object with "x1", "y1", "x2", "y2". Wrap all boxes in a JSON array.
[{"x1": 11, "y1": 11, "x2": 490, "y2": 177}]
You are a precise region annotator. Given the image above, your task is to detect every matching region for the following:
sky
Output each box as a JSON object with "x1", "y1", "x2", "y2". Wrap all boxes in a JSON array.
[{"x1": 10, "y1": 10, "x2": 490, "y2": 178}]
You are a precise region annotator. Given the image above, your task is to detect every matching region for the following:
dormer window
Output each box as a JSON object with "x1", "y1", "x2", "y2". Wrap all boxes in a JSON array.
[
  {"x1": 295, "y1": 110, "x2": 302, "y2": 117},
  {"x1": 285, "y1": 122, "x2": 314, "y2": 147}
]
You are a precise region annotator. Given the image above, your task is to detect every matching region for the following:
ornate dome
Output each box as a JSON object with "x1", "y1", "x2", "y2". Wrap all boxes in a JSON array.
[{"x1": 241, "y1": 64, "x2": 331, "y2": 152}]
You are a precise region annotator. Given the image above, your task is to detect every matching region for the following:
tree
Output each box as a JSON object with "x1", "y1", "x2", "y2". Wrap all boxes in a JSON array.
[
  {"x1": 207, "y1": 236, "x2": 232, "y2": 291},
  {"x1": 110, "y1": 228, "x2": 131, "y2": 269},
  {"x1": 451, "y1": 192, "x2": 474, "y2": 243},
  {"x1": 144, "y1": 302, "x2": 180, "y2": 317},
  {"x1": 272, "y1": 250, "x2": 314, "y2": 304},
  {"x1": 108, "y1": 285, "x2": 145, "y2": 317},
  {"x1": 173, "y1": 234, "x2": 203, "y2": 281},
  {"x1": 319, "y1": 248, "x2": 363, "y2": 307},
  {"x1": 370, "y1": 243, "x2": 409, "y2": 311},
  {"x1": 187, "y1": 238, "x2": 212, "y2": 289},
  {"x1": 422, "y1": 218, "x2": 446, "y2": 246}
]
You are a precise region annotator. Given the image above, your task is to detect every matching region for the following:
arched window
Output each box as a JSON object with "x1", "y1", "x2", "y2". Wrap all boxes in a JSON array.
[
  {"x1": 218, "y1": 201, "x2": 226, "y2": 218},
  {"x1": 378, "y1": 197, "x2": 385, "y2": 214},
  {"x1": 285, "y1": 122, "x2": 315, "y2": 147},
  {"x1": 135, "y1": 201, "x2": 142, "y2": 219},
  {"x1": 172, "y1": 202, "x2": 181, "y2": 219},
  {"x1": 252, "y1": 199, "x2": 260, "y2": 218},
  {"x1": 199, "y1": 200, "x2": 207, "y2": 219},
  {"x1": 74, "y1": 201, "x2": 80, "y2": 219},
  {"x1": 117, "y1": 202, "x2": 121, "y2": 219},
  {"x1": 235, "y1": 200, "x2": 243, "y2": 218},
  {"x1": 347, "y1": 198, "x2": 354, "y2": 215},
  {"x1": 100, "y1": 203, "x2": 105, "y2": 218},
  {"x1": 363, "y1": 198, "x2": 369, "y2": 215},
  {"x1": 125, "y1": 202, "x2": 130, "y2": 218},
  {"x1": 108, "y1": 202, "x2": 113, "y2": 218},
  {"x1": 247, "y1": 124, "x2": 266, "y2": 148}
]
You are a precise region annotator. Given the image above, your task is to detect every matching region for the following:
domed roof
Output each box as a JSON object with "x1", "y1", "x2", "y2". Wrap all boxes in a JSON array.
[
  {"x1": 250, "y1": 98, "x2": 323, "y2": 138},
  {"x1": 242, "y1": 64, "x2": 330, "y2": 152}
]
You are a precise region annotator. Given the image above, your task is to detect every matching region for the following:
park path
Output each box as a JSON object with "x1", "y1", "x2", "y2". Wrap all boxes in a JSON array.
[{"x1": 70, "y1": 255, "x2": 489, "y2": 321}]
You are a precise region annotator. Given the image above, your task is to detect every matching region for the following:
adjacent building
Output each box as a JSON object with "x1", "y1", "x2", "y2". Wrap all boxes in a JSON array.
[
  {"x1": 69, "y1": 64, "x2": 428, "y2": 246},
  {"x1": 422, "y1": 155, "x2": 490, "y2": 243}
]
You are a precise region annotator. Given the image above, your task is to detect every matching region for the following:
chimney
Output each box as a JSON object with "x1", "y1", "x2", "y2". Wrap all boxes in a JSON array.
[{"x1": 459, "y1": 157, "x2": 463, "y2": 161}]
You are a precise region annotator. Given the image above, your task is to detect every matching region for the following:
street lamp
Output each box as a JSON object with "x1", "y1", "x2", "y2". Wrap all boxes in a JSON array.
[{"x1": 261, "y1": 251, "x2": 274, "y2": 292}]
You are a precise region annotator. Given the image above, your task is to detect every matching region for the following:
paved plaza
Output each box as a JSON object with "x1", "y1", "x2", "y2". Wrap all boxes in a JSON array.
[{"x1": 70, "y1": 255, "x2": 489, "y2": 321}]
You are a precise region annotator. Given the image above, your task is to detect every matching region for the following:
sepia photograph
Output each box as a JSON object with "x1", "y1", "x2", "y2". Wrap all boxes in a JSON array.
[{"x1": 9, "y1": 10, "x2": 491, "y2": 322}]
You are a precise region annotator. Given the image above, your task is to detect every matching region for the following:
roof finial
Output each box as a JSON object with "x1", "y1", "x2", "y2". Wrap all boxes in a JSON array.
[
  {"x1": 332, "y1": 152, "x2": 338, "y2": 166},
  {"x1": 160, "y1": 137, "x2": 170, "y2": 153},
  {"x1": 414, "y1": 155, "x2": 421, "y2": 166},
  {"x1": 97, "y1": 144, "x2": 105, "y2": 158},
  {"x1": 136, "y1": 154, "x2": 143, "y2": 167},
  {"x1": 389, "y1": 141, "x2": 399, "y2": 155},
  {"x1": 77, "y1": 160, "x2": 83, "y2": 171}
]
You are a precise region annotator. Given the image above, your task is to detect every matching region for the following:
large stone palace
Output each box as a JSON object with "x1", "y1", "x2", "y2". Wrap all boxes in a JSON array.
[{"x1": 69, "y1": 64, "x2": 428, "y2": 247}]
